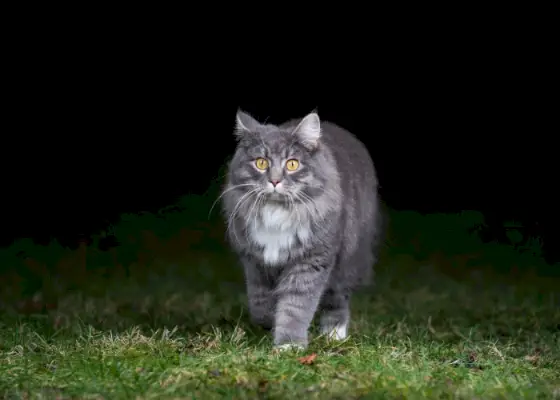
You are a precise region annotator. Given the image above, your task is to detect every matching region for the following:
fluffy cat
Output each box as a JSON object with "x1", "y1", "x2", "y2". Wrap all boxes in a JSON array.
[{"x1": 221, "y1": 110, "x2": 381, "y2": 350}]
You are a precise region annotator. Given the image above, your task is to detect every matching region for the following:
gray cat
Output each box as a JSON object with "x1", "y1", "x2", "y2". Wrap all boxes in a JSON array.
[{"x1": 221, "y1": 110, "x2": 381, "y2": 350}]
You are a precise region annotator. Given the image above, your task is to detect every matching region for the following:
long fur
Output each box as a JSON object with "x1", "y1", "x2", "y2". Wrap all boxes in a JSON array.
[{"x1": 221, "y1": 110, "x2": 381, "y2": 348}]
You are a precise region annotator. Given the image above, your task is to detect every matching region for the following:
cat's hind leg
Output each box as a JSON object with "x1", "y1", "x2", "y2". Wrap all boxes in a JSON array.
[{"x1": 318, "y1": 287, "x2": 350, "y2": 340}]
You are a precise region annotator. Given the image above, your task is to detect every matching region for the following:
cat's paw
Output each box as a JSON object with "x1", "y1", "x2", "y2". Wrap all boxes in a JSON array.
[
  {"x1": 273, "y1": 343, "x2": 306, "y2": 352},
  {"x1": 320, "y1": 323, "x2": 348, "y2": 341}
]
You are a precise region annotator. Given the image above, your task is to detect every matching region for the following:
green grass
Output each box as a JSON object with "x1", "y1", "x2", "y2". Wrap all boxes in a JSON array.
[{"x1": 0, "y1": 196, "x2": 558, "y2": 398}]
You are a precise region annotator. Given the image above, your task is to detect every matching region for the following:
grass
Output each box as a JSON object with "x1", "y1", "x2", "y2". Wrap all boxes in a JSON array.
[{"x1": 0, "y1": 195, "x2": 558, "y2": 398}]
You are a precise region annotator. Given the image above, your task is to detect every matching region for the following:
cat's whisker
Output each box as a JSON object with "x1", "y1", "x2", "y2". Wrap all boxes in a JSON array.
[
  {"x1": 227, "y1": 189, "x2": 257, "y2": 229},
  {"x1": 285, "y1": 193, "x2": 295, "y2": 221},
  {"x1": 287, "y1": 193, "x2": 301, "y2": 227},
  {"x1": 250, "y1": 192, "x2": 267, "y2": 239},
  {"x1": 209, "y1": 183, "x2": 258, "y2": 219},
  {"x1": 294, "y1": 192, "x2": 319, "y2": 226},
  {"x1": 245, "y1": 190, "x2": 264, "y2": 229},
  {"x1": 227, "y1": 190, "x2": 258, "y2": 232},
  {"x1": 227, "y1": 188, "x2": 261, "y2": 245}
]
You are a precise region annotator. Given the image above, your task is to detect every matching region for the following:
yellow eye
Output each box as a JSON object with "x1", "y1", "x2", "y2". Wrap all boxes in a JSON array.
[
  {"x1": 285, "y1": 159, "x2": 299, "y2": 171},
  {"x1": 255, "y1": 157, "x2": 269, "y2": 170}
]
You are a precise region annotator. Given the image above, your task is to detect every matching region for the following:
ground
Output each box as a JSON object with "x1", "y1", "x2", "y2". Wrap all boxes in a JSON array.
[{"x1": 0, "y1": 204, "x2": 558, "y2": 398}]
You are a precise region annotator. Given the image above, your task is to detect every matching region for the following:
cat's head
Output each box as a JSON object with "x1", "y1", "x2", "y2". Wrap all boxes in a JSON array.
[{"x1": 227, "y1": 110, "x2": 331, "y2": 205}]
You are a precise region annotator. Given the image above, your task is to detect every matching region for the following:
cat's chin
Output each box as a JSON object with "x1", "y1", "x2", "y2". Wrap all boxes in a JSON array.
[{"x1": 265, "y1": 192, "x2": 288, "y2": 203}]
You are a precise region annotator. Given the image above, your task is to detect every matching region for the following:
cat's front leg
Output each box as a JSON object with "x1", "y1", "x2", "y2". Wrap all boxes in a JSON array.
[
  {"x1": 241, "y1": 256, "x2": 275, "y2": 330},
  {"x1": 273, "y1": 262, "x2": 331, "y2": 350}
]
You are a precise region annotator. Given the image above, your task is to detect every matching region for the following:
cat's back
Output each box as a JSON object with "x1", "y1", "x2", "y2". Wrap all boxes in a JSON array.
[{"x1": 321, "y1": 121, "x2": 375, "y2": 181}]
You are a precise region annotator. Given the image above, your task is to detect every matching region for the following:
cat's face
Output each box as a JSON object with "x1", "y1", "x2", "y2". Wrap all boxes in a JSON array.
[{"x1": 228, "y1": 111, "x2": 326, "y2": 205}]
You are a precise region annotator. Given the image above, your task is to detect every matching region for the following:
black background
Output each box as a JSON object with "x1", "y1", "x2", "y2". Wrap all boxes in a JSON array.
[{"x1": 2, "y1": 36, "x2": 557, "y2": 263}]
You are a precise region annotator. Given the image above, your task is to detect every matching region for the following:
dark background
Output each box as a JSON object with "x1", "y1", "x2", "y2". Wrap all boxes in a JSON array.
[{"x1": 3, "y1": 42, "x2": 557, "y2": 264}]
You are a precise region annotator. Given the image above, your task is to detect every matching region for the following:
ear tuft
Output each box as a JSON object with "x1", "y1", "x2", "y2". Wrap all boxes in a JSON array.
[
  {"x1": 234, "y1": 109, "x2": 261, "y2": 140},
  {"x1": 292, "y1": 112, "x2": 321, "y2": 150}
]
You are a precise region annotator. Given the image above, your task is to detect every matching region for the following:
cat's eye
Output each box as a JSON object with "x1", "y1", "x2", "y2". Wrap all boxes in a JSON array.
[
  {"x1": 285, "y1": 159, "x2": 299, "y2": 171},
  {"x1": 255, "y1": 157, "x2": 269, "y2": 170}
]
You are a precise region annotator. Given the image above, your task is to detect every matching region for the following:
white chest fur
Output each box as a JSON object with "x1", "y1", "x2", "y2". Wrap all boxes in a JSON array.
[{"x1": 248, "y1": 204, "x2": 311, "y2": 266}]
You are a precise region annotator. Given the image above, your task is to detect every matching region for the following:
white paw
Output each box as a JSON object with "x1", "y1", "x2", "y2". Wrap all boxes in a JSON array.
[
  {"x1": 320, "y1": 323, "x2": 348, "y2": 340},
  {"x1": 274, "y1": 343, "x2": 305, "y2": 352}
]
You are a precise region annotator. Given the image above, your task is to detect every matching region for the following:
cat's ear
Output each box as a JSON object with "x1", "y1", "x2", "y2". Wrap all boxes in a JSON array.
[
  {"x1": 234, "y1": 109, "x2": 261, "y2": 139},
  {"x1": 292, "y1": 112, "x2": 321, "y2": 150}
]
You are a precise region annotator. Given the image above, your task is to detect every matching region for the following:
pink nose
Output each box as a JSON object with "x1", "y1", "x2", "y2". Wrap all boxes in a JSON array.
[{"x1": 269, "y1": 179, "x2": 281, "y2": 187}]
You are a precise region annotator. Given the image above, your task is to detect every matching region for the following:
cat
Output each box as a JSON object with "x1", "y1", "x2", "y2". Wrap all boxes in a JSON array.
[{"x1": 221, "y1": 109, "x2": 381, "y2": 350}]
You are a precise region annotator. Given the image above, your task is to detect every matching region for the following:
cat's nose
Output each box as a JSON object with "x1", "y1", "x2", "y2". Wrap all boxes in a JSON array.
[{"x1": 269, "y1": 179, "x2": 281, "y2": 187}]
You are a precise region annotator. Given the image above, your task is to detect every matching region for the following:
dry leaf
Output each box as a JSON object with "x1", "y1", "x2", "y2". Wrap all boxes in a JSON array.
[
  {"x1": 524, "y1": 354, "x2": 540, "y2": 364},
  {"x1": 298, "y1": 353, "x2": 317, "y2": 365}
]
